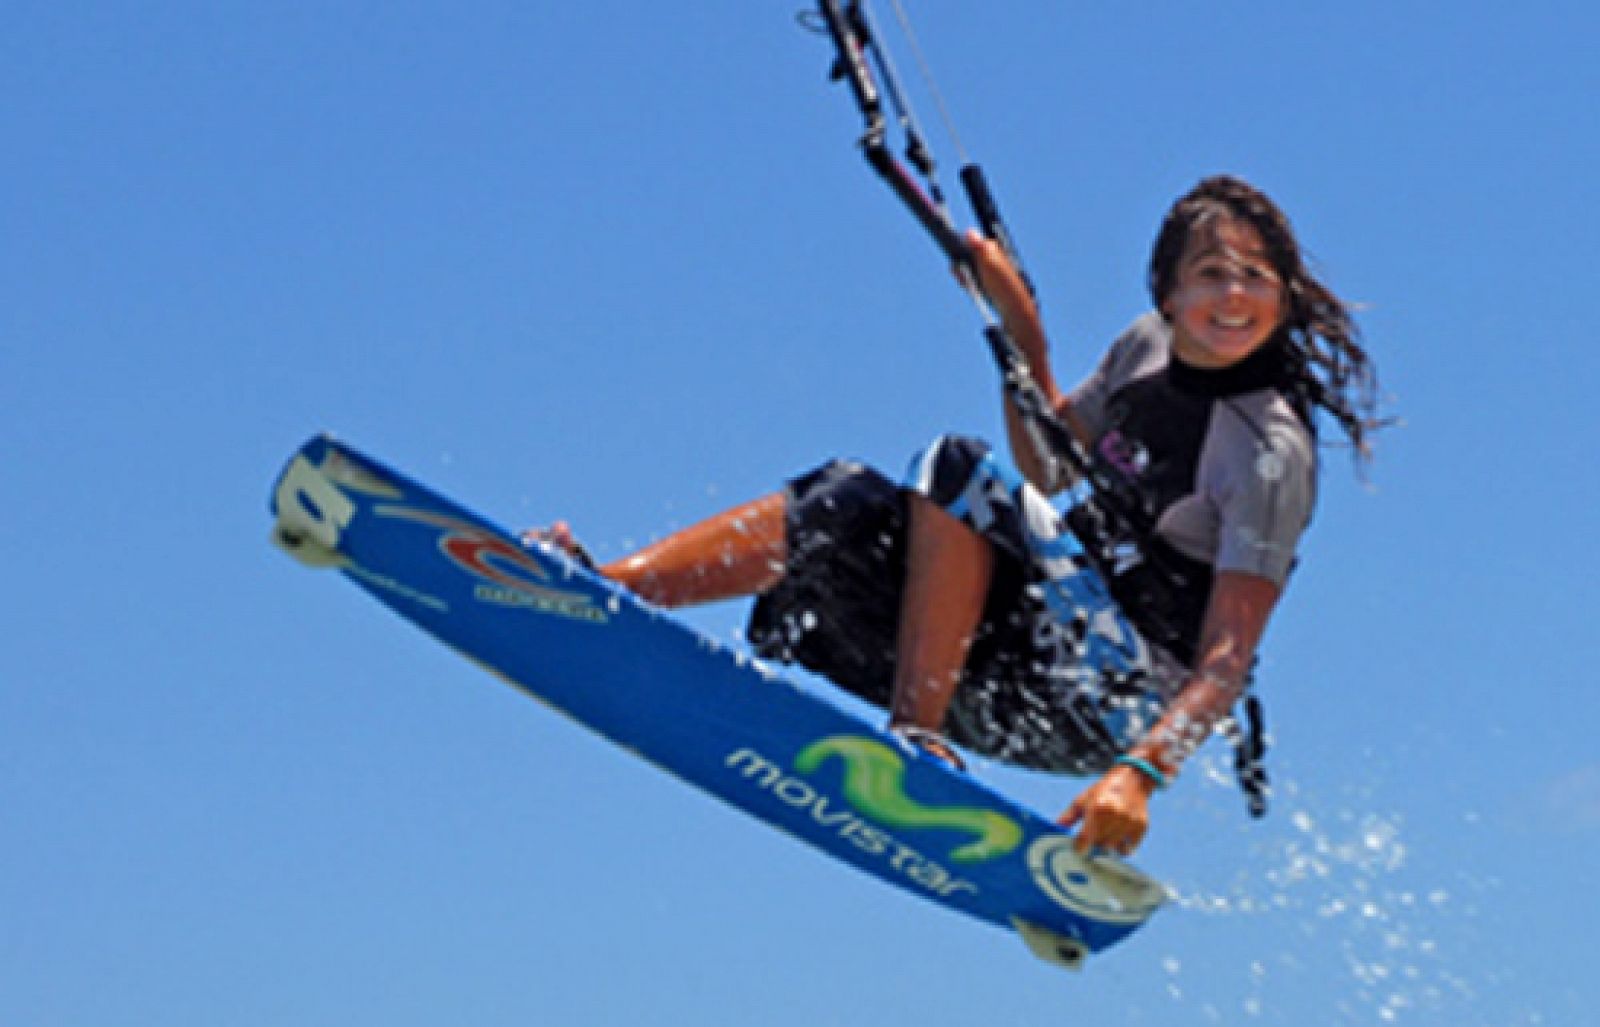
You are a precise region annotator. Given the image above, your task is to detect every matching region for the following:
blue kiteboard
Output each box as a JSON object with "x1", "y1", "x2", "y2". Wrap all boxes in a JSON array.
[{"x1": 268, "y1": 434, "x2": 1165, "y2": 969}]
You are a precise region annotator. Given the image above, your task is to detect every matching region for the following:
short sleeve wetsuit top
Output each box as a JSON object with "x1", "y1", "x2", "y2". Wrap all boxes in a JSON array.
[{"x1": 1065, "y1": 312, "x2": 1318, "y2": 668}]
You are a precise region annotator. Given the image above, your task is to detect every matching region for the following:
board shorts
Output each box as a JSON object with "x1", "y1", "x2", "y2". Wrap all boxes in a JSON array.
[{"x1": 747, "y1": 434, "x2": 1181, "y2": 775}]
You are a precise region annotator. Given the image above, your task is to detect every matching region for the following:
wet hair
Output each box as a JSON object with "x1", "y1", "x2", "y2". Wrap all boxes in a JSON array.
[{"x1": 1148, "y1": 175, "x2": 1382, "y2": 463}]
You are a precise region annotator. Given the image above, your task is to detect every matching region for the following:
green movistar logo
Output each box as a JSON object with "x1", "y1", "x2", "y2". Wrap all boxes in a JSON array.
[{"x1": 795, "y1": 736, "x2": 1022, "y2": 863}]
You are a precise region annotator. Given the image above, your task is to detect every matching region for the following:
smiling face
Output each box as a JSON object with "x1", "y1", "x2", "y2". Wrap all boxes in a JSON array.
[{"x1": 1161, "y1": 216, "x2": 1285, "y2": 369}]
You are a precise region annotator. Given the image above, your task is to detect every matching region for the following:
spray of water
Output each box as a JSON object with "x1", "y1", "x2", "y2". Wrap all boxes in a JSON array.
[{"x1": 1148, "y1": 753, "x2": 1535, "y2": 1024}]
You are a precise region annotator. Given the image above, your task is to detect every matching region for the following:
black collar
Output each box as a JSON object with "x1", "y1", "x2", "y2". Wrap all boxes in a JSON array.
[{"x1": 1167, "y1": 333, "x2": 1293, "y2": 398}]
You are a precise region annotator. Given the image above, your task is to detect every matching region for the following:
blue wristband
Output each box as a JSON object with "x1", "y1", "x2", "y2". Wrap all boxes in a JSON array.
[{"x1": 1114, "y1": 754, "x2": 1169, "y2": 790}]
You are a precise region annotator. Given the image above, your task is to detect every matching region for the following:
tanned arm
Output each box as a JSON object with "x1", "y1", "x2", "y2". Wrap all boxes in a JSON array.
[
  {"x1": 963, "y1": 232, "x2": 1091, "y2": 491},
  {"x1": 1060, "y1": 571, "x2": 1282, "y2": 854}
]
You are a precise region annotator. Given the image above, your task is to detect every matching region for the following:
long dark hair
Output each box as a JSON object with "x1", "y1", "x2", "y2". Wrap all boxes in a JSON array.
[{"x1": 1148, "y1": 175, "x2": 1381, "y2": 463}]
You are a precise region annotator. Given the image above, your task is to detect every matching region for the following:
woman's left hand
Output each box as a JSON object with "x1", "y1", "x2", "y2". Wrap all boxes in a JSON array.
[{"x1": 1058, "y1": 765, "x2": 1157, "y2": 856}]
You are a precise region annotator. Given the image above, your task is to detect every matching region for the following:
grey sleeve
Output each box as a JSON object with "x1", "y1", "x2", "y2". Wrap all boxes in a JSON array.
[
  {"x1": 1066, "y1": 313, "x2": 1167, "y2": 438},
  {"x1": 1207, "y1": 406, "x2": 1317, "y2": 586}
]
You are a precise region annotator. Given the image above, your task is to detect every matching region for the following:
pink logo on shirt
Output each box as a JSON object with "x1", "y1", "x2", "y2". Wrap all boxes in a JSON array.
[{"x1": 1098, "y1": 430, "x2": 1149, "y2": 478}]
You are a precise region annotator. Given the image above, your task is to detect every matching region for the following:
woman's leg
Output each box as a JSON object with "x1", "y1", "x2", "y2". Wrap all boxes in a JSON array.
[
  {"x1": 600, "y1": 493, "x2": 787, "y2": 608},
  {"x1": 887, "y1": 493, "x2": 995, "y2": 741}
]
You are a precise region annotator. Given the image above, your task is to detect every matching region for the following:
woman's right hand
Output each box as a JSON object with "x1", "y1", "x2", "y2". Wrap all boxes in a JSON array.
[{"x1": 963, "y1": 229, "x2": 1037, "y2": 331}]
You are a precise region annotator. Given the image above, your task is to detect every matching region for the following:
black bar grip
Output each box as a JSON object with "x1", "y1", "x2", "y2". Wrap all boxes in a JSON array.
[
  {"x1": 960, "y1": 163, "x2": 1035, "y2": 300},
  {"x1": 961, "y1": 165, "x2": 1004, "y2": 239}
]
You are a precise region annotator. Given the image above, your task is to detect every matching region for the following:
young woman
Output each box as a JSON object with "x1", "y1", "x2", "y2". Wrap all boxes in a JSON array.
[{"x1": 533, "y1": 175, "x2": 1378, "y2": 858}]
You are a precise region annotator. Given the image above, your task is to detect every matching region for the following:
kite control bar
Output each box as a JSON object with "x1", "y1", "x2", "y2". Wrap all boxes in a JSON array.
[
  {"x1": 815, "y1": 0, "x2": 1012, "y2": 274},
  {"x1": 815, "y1": 0, "x2": 961, "y2": 261},
  {"x1": 811, "y1": 0, "x2": 1152, "y2": 537}
]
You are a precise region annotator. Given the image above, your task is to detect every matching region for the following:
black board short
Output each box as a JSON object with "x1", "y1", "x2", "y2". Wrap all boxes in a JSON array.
[{"x1": 746, "y1": 436, "x2": 1167, "y2": 775}]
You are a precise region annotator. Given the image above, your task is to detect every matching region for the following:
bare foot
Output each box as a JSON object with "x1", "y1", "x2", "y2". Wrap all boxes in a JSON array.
[
  {"x1": 890, "y1": 724, "x2": 966, "y2": 772},
  {"x1": 520, "y1": 521, "x2": 595, "y2": 568}
]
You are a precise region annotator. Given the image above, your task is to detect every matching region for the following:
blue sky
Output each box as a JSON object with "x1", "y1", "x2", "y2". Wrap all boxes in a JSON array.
[{"x1": 4, "y1": 1, "x2": 1597, "y2": 1023}]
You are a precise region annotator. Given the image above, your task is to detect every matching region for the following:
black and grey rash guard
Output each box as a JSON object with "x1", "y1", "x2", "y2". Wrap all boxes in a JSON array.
[{"x1": 1065, "y1": 312, "x2": 1318, "y2": 664}]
